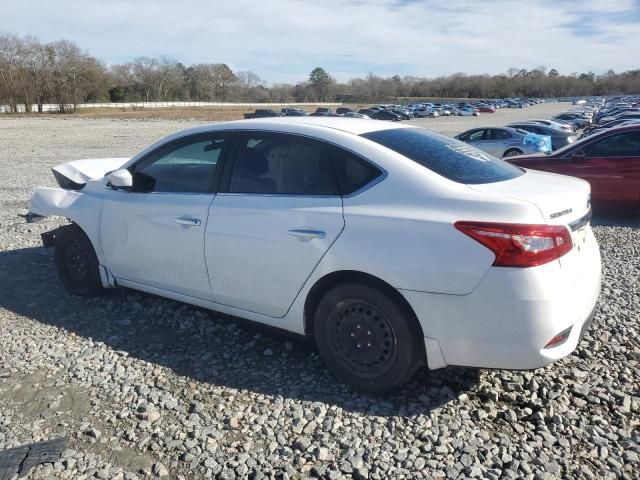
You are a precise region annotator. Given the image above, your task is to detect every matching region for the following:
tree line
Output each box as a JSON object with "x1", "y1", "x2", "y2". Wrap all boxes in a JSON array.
[{"x1": 1, "y1": 32, "x2": 639, "y2": 112}]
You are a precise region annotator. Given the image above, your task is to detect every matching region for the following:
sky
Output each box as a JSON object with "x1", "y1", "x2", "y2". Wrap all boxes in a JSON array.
[{"x1": 2, "y1": 0, "x2": 640, "y2": 84}]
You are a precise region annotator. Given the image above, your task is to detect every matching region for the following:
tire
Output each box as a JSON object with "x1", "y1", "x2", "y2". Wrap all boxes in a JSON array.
[
  {"x1": 503, "y1": 149, "x2": 523, "y2": 158},
  {"x1": 54, "y1": 224, "x2": 104, "y2": 297},
  {"x1": 313, "y1": 283, "x2": 424, "y2": 393}
]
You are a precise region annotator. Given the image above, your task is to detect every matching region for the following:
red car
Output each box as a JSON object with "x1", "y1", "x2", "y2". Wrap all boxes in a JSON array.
[
  {"x1": 508, "y1": 125, "x2": 640, "y2": 213},
  {"x1": 476, "y1": 106, "x2": 496, "y2": 113}
]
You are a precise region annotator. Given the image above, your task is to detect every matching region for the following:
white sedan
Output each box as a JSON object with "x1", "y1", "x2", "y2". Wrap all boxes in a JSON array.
[
  {"x1": 28, "y1": 117, "x2": 601, "y2": 392},
  {"x1": 458, "y1": 107, "x2": 479, "y2": 116}
]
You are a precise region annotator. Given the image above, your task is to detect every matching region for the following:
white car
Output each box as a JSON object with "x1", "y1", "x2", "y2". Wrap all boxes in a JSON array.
[
  {"x1": 528, "y1": 118, "x2": 575, "y2": 133},
  {"x1": 458, "y1": 107, "x2": 479, "y2": 116},
  {"x1": 414, "y1": 107, "x2": 438, "y2": 118},
  {"x1": 28, "y1": 118, "x2": 601, "y2": 392}
]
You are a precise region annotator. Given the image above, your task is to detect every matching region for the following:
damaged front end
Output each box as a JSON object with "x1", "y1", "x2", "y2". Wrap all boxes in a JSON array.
[
  {"x1": 50, "y1": 157, "x2": 130, "y2": 190},
  {"x1": 25, "y1": 157, "x2": 129, "y2": 218},
  {"x1": 24, "y1": 157, "x2": 130, "y2": 248}
]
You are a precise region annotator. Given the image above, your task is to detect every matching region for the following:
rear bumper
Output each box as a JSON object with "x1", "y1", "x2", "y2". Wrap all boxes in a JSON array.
[{"x1": 403, "y1": 228, "x2": 602, "y2": 370}]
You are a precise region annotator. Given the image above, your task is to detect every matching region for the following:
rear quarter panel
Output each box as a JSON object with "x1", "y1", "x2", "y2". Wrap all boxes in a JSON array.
[{"x1": 304, "y1": 154, "x2": 546, "y2": 295}]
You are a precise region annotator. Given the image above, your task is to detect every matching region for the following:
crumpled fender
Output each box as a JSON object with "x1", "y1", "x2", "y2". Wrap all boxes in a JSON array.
[
  {"x1": 29, "y1": 187, "x2": 84, "y2": 216},
  {"x1": 29, "y1": 186, "x2": 107, "y2": 266}
]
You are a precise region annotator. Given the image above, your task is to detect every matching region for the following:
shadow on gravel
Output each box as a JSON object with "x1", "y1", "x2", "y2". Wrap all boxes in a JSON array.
[{"x1": 0, "y1": 245, "x2": 479, "y2": 417}]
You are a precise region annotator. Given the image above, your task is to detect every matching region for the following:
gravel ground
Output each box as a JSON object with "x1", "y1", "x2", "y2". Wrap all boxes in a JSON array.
[{"x1": 0, "y1": 107, "x2": 639, "y2": 480}]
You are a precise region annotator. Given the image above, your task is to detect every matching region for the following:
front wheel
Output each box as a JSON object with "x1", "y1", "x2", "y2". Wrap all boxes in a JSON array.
[
  {"x1": 54, "y1": 224, "x2": 105, "y2": 297},
  {"x1": 313, "y1": 283, "x2": 424, "y2": 393}
]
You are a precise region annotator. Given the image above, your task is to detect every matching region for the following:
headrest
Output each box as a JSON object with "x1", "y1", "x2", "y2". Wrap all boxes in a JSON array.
[{"x1": 238, "y1": 149, "x2": 268, "y2": 175}]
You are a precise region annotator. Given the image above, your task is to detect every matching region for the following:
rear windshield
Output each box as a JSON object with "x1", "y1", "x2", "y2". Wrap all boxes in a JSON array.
[{"x1": 362, "y1": 128, "x2": 524, "y2": 184}]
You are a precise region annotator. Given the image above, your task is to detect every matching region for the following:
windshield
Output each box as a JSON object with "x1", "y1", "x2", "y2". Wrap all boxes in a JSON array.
[{"x1": 362, "y1": 128, "x2": 524, "y2": 184}]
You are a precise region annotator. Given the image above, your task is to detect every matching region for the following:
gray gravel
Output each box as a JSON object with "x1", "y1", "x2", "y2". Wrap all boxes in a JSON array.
[{"x1": 0, "y1": 113, "x2": 639, "y2": 479}]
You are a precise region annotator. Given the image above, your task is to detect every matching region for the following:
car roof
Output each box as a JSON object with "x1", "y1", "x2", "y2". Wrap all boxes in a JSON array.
[
  {"x1": 129, "y1": 118, "x2": 415, "y2": 156},
  {"x1": 195, "y1": 117, "x2": 411, "y2": 136}
]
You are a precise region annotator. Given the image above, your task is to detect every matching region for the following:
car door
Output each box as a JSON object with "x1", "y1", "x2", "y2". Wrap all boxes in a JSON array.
[
  {"x1": 101, "y1": 132, "x2": 231, "y2": 300},
  {"x1": 205, "y1": 131, "x2": 345, "y2": 318},
  {"x1": 579, "y1": 130, "x2": 640, "y2": 210},
  {"x1": 482, "y1": 129, "x2": 511, "y2": 157}
]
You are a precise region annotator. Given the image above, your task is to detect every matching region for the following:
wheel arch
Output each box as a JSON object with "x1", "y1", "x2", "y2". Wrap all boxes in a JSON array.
[
  {"x1": 503, "y1": 147, "x2": 524, "y2": 156},
  {"x1": 30, "y1": 187, "x2": 107, "y2": 264},
  {"x1": 303, "y1": 270, "x2": 425, "y2": 341}
]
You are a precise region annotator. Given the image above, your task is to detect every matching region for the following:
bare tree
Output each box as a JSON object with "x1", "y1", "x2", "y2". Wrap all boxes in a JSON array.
[
  {"x1": 132, "y1": 56, "x2": 158, "y2": 102},
  {"x1": 235, "y1": 71, "x2": 262, "y2": 101}
]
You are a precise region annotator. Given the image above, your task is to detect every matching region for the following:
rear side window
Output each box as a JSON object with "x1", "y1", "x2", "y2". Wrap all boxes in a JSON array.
[
  {"x1": 329, "y1": 146, "x2": 382, "y2": 195},
  {"x1": 362, "y1": 128, "x2": 524, "y2": 184},
  {"x1": 229, "y1": 133, "x2": 338, "y2": 195},
  {"x1": 487, "y1": 129, "x2": 512, "y2": 140}
]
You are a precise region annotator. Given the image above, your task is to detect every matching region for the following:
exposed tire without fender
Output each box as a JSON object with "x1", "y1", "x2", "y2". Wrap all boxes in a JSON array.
[
  {"x1": 313, "y1": 283, "x2": 424, "y2": 393},
  {"x1": 54, "y1": 224, "x2": 104, "y2": 297}
]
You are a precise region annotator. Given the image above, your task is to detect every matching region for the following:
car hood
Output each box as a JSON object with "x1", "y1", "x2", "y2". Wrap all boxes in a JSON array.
[{"x1": 52, "y1": 157, "x2": 130, "y2": 187}]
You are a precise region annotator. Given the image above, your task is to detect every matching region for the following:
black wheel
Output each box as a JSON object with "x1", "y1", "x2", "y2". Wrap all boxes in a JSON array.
[
  {"x1": 313, "y1": 283, "x2": 424, "y2": 393},
  {"x1": 54, "y1": 224, "x2": 104, "y2": 297},
  {"x1": 503, "y1": 149, "x2": 523, "y2": 158}
]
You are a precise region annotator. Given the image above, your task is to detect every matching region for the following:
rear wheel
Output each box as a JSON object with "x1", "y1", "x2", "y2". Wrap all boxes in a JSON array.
[
  {"x1": 54, "y1": 224, "x2": 104, "y2": 297},
  {"x1": 313, "y1": 283, "x2": 424, "y2": 393},
  {"x1": 503, "y1": 148, "x2": 523, "y2": 158}
]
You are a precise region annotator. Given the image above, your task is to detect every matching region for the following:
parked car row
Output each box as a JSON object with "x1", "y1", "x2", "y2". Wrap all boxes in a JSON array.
[
  {"x1": 454, "y1": 99, "x2": 618, "y2": 158},
  {"x1": 501, "y1": 96, "x2": 640, "y2": 213},
  {"x1": 455, "y1": 127, "x2": 553, "y2": 157},
  {"x1": 244, "y1": 98, "x2": 558, "y2": 123}
]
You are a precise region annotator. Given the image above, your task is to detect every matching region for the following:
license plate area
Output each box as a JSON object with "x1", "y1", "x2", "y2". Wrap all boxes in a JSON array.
[{"x1": 572, "y1": 226, "x2": 588, "y2": 252}]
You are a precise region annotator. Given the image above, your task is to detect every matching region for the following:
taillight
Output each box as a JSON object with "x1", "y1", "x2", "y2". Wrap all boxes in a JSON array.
[{"x1": 454, "y1": 221, "x2": 573, "y2": 267}]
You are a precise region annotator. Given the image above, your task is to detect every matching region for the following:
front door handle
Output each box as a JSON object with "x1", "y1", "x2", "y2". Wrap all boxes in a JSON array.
[
  {"x1": 288, "y1": 229, "x2": 326, "y2": 239},
  {"x1": 174, "y1": 217, "x2": 201, "y2": 227}
]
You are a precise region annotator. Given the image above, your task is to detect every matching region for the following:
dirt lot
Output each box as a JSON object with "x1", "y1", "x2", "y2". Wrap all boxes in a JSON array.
[{"x1": 0, "y1": 106, "x2": 638, "y2": 479}]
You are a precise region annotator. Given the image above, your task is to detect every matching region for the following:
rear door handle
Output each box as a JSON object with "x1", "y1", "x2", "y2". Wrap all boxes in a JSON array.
[
  {"x1": 174, "y1": 217, "x2": 201, "y2": 227},
  {"x1": 288, "y1": 229, "x2": 326, "y2": 239}
]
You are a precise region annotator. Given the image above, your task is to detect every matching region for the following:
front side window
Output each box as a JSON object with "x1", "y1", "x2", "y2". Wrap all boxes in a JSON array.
[
  {"x1": 458, "y1": 129, "x2": 484, "y2": 141},
  {"x1": 586, "y1": 131, "x2": 640, "y2": 157},
  {"x1": 362, "y1": 128, "x2": 524, "y2": 184},
  {"x1": 131, "y1": 134, "x2": 228, "y2": 193},
  {"x1": 229, "y1": 133, "x2": 338, "y2": 195}
]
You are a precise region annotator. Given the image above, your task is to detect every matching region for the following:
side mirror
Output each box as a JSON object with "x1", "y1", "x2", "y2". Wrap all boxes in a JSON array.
[
  {"x1": 571, "y1": 150, "x2": 586, "y2": 162},
  {"x1": 108, "y1": 169, "x2": 133, "y2": 189}
]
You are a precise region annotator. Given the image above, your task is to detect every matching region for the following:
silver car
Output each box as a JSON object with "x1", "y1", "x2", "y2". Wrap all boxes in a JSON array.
[
  {"x1": 506, "y1": 122, "x2": 578, "y2": 151},
  {"x1": 455, "y1": 127, "x2": 551, "y2": 158}
]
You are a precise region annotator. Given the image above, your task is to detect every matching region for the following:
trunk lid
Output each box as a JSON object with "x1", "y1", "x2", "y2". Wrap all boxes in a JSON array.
[
  {"x1": 468, "y1": 169, "x2": 591, "y2": 225},
  {"x1": 468, "y1": 169, "x2": 595, "y2": 274}
]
